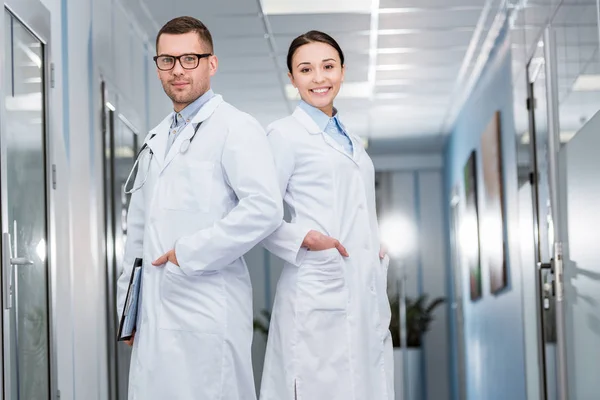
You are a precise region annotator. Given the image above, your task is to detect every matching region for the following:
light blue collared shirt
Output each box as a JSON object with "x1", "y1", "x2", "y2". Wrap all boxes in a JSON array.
[
  {"x1": 167, "y1": 89, "x2": 215, "y2": 155},
  {"x1": 298, "y1": 100, "x2": 353, "y2": 156}
]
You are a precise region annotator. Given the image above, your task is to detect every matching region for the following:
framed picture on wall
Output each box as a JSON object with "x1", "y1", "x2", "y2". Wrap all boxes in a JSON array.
[
  {"x1": 481, "y1": 111, "x2": 508, "y2": 294},
  {"x1": 463, "y1": 151, "x2": 482, "y2": 301}
]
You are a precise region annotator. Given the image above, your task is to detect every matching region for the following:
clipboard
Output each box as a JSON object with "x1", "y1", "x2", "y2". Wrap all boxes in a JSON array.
[{"x1": 117, "y1": 258, "x2": 143, "y2": 341}]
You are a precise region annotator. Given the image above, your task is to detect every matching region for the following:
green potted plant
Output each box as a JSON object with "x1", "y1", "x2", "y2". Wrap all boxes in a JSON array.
[
  {"x1": 388, "y1": 293, "x2": 445, "y2": 400},
  {"x1": 389, "y1": 294, "x2": 445, "y2": 348}
]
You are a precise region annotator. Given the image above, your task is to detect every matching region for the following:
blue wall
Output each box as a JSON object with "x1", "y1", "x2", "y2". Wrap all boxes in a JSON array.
[{"x1": 444, "y1": 27, "x2": 528, "y2": 400}]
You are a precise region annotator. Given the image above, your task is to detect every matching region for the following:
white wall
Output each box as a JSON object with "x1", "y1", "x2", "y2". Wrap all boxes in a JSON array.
[{"x1": 378, "y1": 167, "x2": 451, "y2": 400}]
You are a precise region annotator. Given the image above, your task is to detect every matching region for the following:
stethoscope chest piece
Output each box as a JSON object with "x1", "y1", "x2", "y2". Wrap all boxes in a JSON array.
[{"x1": 180, "y1": 139, "x2": 191, "y2": 154}]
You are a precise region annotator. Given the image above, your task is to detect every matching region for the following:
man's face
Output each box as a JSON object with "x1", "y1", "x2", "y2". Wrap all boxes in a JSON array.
[{"x1": 156, "y1": 32, "x2": 218, "y2": 112}]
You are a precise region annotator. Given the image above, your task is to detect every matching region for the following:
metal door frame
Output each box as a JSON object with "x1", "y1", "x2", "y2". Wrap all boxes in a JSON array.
[
  {"x1": 524, "y1": 26, "x2": 569, "y2": 400},
  {"x1": 525, "y1": 49, "x2": 551, "y2": 400},
  {"x1": 101, "y1": 78, "x2": 140, "y2": 400},
  {"x1": 0, "y1": 0, "x2": 56, "y2": 399}
]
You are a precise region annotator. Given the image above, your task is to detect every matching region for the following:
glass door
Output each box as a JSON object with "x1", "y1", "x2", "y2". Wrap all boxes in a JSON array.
[
  {"x1": 103, "y1": 84, "x2": 138, "y2": 400},
  {"x1": 522, "y1": 41, "x2": 557, "y2": 400},
  {"x1": 2, "y1": 7, "x2": 51, "y2": 400}
]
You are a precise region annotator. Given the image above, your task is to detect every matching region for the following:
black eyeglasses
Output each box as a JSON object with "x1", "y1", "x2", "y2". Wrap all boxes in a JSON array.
[{"x1": 153, "y1": 53, "x2": 212, "y2": 71}]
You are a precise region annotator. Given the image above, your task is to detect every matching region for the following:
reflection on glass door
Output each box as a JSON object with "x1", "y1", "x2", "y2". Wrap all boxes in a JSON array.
[
  {"x1": 526, "y1": 37, "x2": 558, "y2": 400},
  {"x1": 2, "y1": 9, "x2": 50, "y2": 399},
  {"x1": 103, "y1": 85, "x2": 138, "y2": 400}
]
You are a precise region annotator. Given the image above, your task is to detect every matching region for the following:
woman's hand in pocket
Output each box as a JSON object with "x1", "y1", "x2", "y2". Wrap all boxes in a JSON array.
[{"x1": 302, "y1": 230, "x2": 349, "y2": 257}]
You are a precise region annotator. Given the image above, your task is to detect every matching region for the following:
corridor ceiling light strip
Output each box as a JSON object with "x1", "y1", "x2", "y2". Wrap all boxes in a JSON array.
[
  {"x1": 379, "y1": 6, "x2": 483, "y2": 14},
  {"x1": 262, "y1": 0, "x2": 371, "y2": 14},
  {"x1": 446, "y1": 2, "x2": 509, "y2": 128},
  {"x1": 378, "y1": 27, "x2": 475, "y2": 35},
  {"x1": 439, "y1": 0, "x2": 495, "y2": 133},
  {"x1": 572, "y1": 74, "x2": 600, "y2": 91},
  {"x1": 368, "y1": 0, "x2": 380, "y2": 101},
  {"x1": 365, "y1": 0, "x2": 381, "y2": 140},
  {"x1": 376, "y1": 64, "x2": 416, "y2": 71}
]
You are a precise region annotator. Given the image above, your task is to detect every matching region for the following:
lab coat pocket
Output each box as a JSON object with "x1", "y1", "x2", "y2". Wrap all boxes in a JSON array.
[
  {"x1": 295, "y1": 250, "x2": 352, "y2": 398},
  {"x1": 162, "y1": 160, "x2": 213, "y2": 212},
  {"x1": 159, "y1": 261, "x2": 225, "y2": 333},
  {"x1": 297, "y1": 248, "x2": 346, "y2": 311}
]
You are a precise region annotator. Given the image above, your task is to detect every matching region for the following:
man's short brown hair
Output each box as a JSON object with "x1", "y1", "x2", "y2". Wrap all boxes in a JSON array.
[{"x1": 156, "y1": 16, "x2": 214, "y2": 54}]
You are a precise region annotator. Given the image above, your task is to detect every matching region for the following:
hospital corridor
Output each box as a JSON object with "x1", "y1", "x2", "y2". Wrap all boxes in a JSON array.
[{"x1": 2, "y1": 0, "x2": 600, "y2": 399}]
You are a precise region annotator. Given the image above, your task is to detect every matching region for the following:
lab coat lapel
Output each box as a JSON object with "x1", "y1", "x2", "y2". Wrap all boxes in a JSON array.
[
  {"x1": 146, "y1": 114, "x2": 172, "y2": 171},
  {"x1": 162, "y1": 95, "x2": 224, "y2": 173},
  {"x1": 292, "y1": 107, "x2": 358, "y2": 165}
]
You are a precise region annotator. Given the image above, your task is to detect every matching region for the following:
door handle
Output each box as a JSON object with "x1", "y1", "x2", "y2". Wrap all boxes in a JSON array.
[
  {"x1": 10, "y1": 257, "x2": 34, "y2": 266},
  {"x1": 2, "y1": 232, "x2": 13, "y2": 309}
]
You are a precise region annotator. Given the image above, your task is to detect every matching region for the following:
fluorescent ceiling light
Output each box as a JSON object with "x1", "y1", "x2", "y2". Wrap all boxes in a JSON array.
[
  {"x1": 374, "y1": 93, "x2": 410, "y2": 100},
  {"x1": 376, "y1": 79, "x2": 411, "y2": 86},
  {"x1": 573, "y1": 74, "x2": 600, "y2": 91},
  {"x1": 377, "y1": 48, "x2": 419, "y2": 54},
  {"x1": 376, "y1": 64, "x2": 415, "y2": 71},
  {"x1": 285, "y1": 81, "x2": 371, "y2": 100},
  {"x1": 379, "y1": 6, "x2": 481, "y2": 13},
  {"x1": 263, "y1": 0, "x2": 372, "y2": 14}
]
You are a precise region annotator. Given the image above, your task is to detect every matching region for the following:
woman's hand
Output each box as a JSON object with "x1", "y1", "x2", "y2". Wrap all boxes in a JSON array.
[{"x1": 302, "y1": 230, "x2": 349, "y2": 257}]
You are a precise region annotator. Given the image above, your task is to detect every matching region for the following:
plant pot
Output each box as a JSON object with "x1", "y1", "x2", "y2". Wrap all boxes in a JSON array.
[{"x1": 393, "y1": 348, "x2": 422, "y2": 400}]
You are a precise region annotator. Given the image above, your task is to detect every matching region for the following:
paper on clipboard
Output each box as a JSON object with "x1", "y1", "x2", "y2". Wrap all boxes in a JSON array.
[{"x1": 117, "y1": 258, "x2": 143, "y2": 341}]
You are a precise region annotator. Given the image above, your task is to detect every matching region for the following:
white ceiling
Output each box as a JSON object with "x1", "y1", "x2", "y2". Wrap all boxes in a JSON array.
[
  {"x1": 120, "y1": 0, "x2": 499, "y2": 152},
  {"x1": 124, "y1": 0, "x2": 599, "y2": 153}
]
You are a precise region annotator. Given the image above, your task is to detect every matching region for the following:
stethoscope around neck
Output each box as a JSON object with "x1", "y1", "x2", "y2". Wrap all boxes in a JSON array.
[{"x1": 123, "y1": 121, "x2": 203, "y2": 194}]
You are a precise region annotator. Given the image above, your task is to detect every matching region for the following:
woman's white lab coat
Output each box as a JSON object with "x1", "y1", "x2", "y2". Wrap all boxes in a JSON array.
[
  {"x1": 116, "y1": 95, "x2": 283, "y2": 400},
  {"x1": 260, "y1": 107, "x2": 394, "y2": 400}
]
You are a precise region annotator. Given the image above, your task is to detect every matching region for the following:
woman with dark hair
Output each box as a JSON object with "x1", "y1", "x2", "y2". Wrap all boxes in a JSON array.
[{"x1": 260, "y1": 31, "x2": 394, "y2": 400}]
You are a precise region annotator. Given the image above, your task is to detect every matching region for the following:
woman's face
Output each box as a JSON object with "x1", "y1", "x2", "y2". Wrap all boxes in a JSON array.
[{"x1": 288, "y1": 41, "x2": 345, "y2": 116}]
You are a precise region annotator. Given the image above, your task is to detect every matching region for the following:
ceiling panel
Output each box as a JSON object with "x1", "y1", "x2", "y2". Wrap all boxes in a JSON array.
[
  {"x1": 218, "y1": 56, "x2": 277, "y2": 73},
  {"x1": 273, "y1": 33, "x2": 371, "y2": 54},
  {"x1": 203, "y1": 15, "x2": 266, "y2": 37},
  {"x1": 552, "y1": 3, "x2": 598, "y2": 25},
  {"x1": 376, "y1": 65, "x2": 461, "y2": 80},
  {"x1": 212, "y1": 72, "x2": 282, "y2": 89},
  {"x1": 214, "y1": 37, "x2": 271, "y2": 56},
  {"x1": 218, "y1": 87, "x2": 284, "y2": 103},
  {"x1": 126, "y1": 0, "x2": 491, "y2": 145},
  {"x1": 142, "y1": 0, "x2": 260, "y2": 19},
  {"x1": 268, "y1": 14, "x2": 372, "y2": 35},
  {"x1": 377, "y1": 48, "x2": 467, "y2": 65},
  {"x1": 375, "y1": 81, "x2": 455, "y2": 94},
  {"x1": 380, "y1": 0, "x2": 488, "y2": 7},
  {"x1": 378, "y1": 9, "x2": 481, "y2": 30},
  {"x1": 377, "y1": 29, "x2": 474, "y2": 48}
]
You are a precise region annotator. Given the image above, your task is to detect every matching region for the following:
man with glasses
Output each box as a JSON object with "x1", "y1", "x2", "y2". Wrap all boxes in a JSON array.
[{"x1": 116, "y1": 16, "x2": 283, "y2": 400}]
